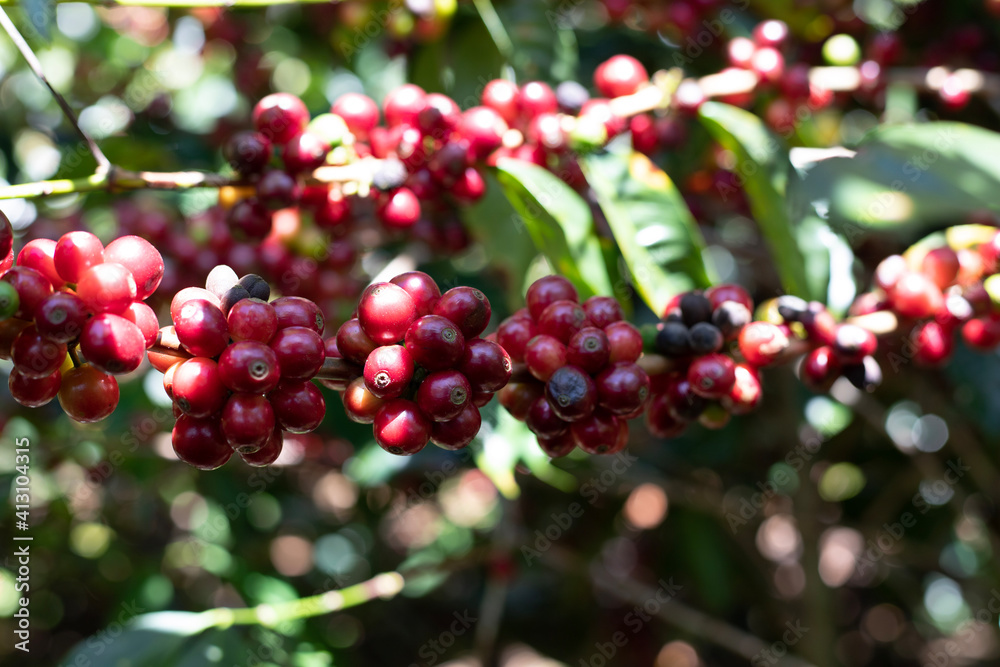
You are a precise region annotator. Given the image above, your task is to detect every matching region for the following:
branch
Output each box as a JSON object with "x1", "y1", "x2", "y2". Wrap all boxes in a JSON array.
[{"x1": 0, "y1": 7, "x2": 110, "y2": 174}]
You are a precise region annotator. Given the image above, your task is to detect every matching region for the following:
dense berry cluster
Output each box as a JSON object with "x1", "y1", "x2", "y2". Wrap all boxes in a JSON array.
[
  {"x1": 157, "y1": 266, "x2": 326, "y2": 470},
  {"x1": 645, "y1": 285, "x2": 762, "y2": 437},
  {"x1": 332, "y1": 272, "x2": 510, "y2": 456},
  {"x1": 0, "y1": 213, "x2": 163, "y2": 423},
  {"x1": 496, "y1": 276, "x2": 648, "y2": 457}
]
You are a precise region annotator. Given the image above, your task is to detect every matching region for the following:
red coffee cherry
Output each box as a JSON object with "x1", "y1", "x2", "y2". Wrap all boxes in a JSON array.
[
  {"x1": 582, "y1": 296, "x2": 623, "y2": 328},
  {"x1": 875, "y1": 254, "x2": 908, "y2": 292},
  {"x1": 253, "y1": 92, "x2": 309, "y2": 144},
  {"x1": 104, "y1": 235, "x2": 164, "y2": 300},
  {"x1": 605, "y1": 321, "x2": 643, "y2": 363},
  {"x1": 890, "y1": 272, "x2": 944, "y2": 319},
  {"x1": 481, "y1": 79, "x2": 520, "y2": 125},
  {"x1": 172, "y1": 357, "x2": 228, "y2": 418},
  {"x1": 645, "y1": 394, "x2": 687, "y2": 439},
  {"x1": 34, "y1": 291, "x2": 88, "y2": 344},
  {"x1": 537, "y1": 300, "x2": 589, "y2": 343},
  {"x1": 739, "y1": 321, "x2": 791, "y2": 367},
  {"x1": 121, "y1": 302, "x2": 159, "y2": 348},
  {"x1": 831, "y1": 324, "x2": 878, "y2": 364},
  {"x1": 921, "y1": 247, "x2": 960, "y2": 289},
  {"x1": 80, "y1": 314, "x2": 146, "y2": 375},
  {"x1": 687, "y1": 353, "x2": 737, "y2": 399},
  {"x1": 378, "y1": 188, "x2": 422, "y2": 229},
  {"x1": 58, "y1": 363, "x2": 119, "y2": 423},
  {"x1": 11, "y1": 325, "x2": 65, "y2": 379},
  {"x1": 222, "y1": 393, "x2": 276, "y2": 451},
  {"x1": 800, "y1": 346, "x2": 841, "y2": 392},
  {"x1": 17, "y1": 239, "x2": 62, "y2": 288},
  {"x1": 76, "y1": 263, "x2": 136, "y2": 315},
  {"x1": 458, "y1": 106, "x2": 507, "y2": 160},
  {"x1": 0, "y1": 209, "x2": 12, "y2": 260},
  {"x1": 331, "y1": 92, "x2": 379, "y2": 138},
  {"x1": 416, "y1": 369, "x2": 471, "y2": 421},
  {"x1": 566, "y1": 327, "x2": 611, "y2": 375},
  {"x1": 404, "y1": 314, "x2": 466, "y2": 371},
  {"x1": 270, "y1": 326, "x2": 325, "y2": 380},
  {"x1": 595, "y1": 362, "x2": 650, "y2": 416},
  {"x1": 172, "y1": 414, "x2": 232, "y2": 470},
  {"x1": 336, "y1": 318, "x2": 378, "y2": 365},
  {"x1": 9, "y1": 367, "x2": 61, "y2": 408},
  {"x1": 723, "y1": 364, "x2": 762, "y2": 415},
  {"x1": 526, "y1": 396, "x2": 570, "y2": 438},
  {"x1": 224, "y1": 131, "x2": 273, "y2": 175},
  {"x1": 342, "y1": 376, "x2": 386, "y2": 424},
  {"x1": 271, "y1": 296, "x2": 324, "y2": 333},
  {"x1": 498, "y1": 381, "x2": 545, "y2": 421},
  {"x1": 374, "y1": 398, "x2": 431, "y2": 455},
  {"x1": 241, "y1": 425, "x2": 284, "y2": 467},
  {"x1": 383, "y1": 84, "x2": 427, "y2": 127},
  {"x1": 912, "y1": 320, "x2": 954, "y2": 367},
  {"x1": 527, "y1": 275, "x2": 578, "y2": 320},
  {"x1": 496, "y1": 314, "x2": 537, "y2": 363},
  {"x1": 228, "y1": 298, "x2": 278, "y2": 343},
  {"x1": 54, "y1": 231, "x2": 104, "y2": 283},
  {"x1": 961, "y1": 315, "x2": 1000, "y2": 351},
  {"x1": 282, "y1": 131, "x2": 329, "y2": 174},
  {"x1": 390, "y1": 271, "x2": 441, "y2": 316},
  {"x1": 359, "y1": 282, "x2": 418, "y2": 345},
  {"x1": 525, "y1": 334, "x2": 567, "y2": 382},
  {"x1": 175, "y1": 299, "x2": 230, "y2": 358},
  {"x1": 170, "y1": 287, "x2": 221, "y2": 322},
  {"x1": 594, "y1": 54, "x2": 648, "y2": 98},
  {"x1": 433, "y1": 286, "x2": 491, "y2": 339},
  {"x1": 571, "y1": 409, "x2": 624, "y2": 455},
  {"x1": 0, "y1": 319, "x2": 32, "y2": 360},
  {"x1": 546, "y1": 365, "x2": 597, "y2": 422},
  {"x1": 706, "y1": 283, "x2": 754, "y2": 311},
  {"x1": 430, "y1": 403, "x2": 482, "y2": 451},
  {"x1": 2, "y1": 267, "x2": 53, "y2": 320},
  {"x1": 269, "y1": 380, "x2": 325, "y2": 433},
  {"x1": 459, "y1": 338, "x2": 512, "y2": 393},
  {"x1": 537, "y1": 431, "x2": 576, "y2": 458},
  {"x1": 364, "y1": 344, "x2": 414, "y2": 399},
  {"x1": 218, "y1": 341, "x2": 281, "y2": 393}
]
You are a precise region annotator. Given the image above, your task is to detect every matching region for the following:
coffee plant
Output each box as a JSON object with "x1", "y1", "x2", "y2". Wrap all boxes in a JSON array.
[{"x1": 2, "y1": 0, "x2": 1000, "y2": 665}]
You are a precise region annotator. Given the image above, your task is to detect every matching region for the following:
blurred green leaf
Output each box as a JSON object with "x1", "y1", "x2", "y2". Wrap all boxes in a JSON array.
[
  {"x1": 24, "y1": 0, "x2": 53, "y2": 42},
  {"x1": 582, "y1": 144, "x2": 715, "y2": 316},
  {"x1": 795, "y1": 215, "x2": 856, "y2": 316},
  {"x1": 494, "y1": 0, "x2": 578, "y2": 80},
  {"x1": 698, "y1": 101, "x2": 809, "y2": 297},
  {"x1": 494, "y1": 158, "x2": 613, "y2": 300},
  {"x1": 58, "y1": 611, "x2": 214, "y2": 667}
]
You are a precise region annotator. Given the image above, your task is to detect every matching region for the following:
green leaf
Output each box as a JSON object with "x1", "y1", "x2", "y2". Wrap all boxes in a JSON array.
[
  {"x1": 58, "y1": 611, "x2": 215, "y2": 667},
  {"x1": 795, "y1": 215, "x2": 857, "y2": 317},
  {"x1": 792, "y1": 122, "x2": 1000, "y2": 234},
  {"x1": 581, "y1": 145, "x2": 715, "y2": 316},
  {"x1": 698, "y1": 101, "x2": 810, "y2": 297},
  {"x1": 494, "y1": 158, "x2": 613, "y2": 299}
]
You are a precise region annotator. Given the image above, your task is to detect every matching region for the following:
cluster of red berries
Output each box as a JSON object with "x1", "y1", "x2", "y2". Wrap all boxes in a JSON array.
[
  {"x1": 645, "y1": 285, "x2": 762, "y2": 437},
  {"x1": 331, "y1": 272, "x2": 510, "y2": 456},
  {"x1": 0, "y1": 213, "x2": 163, "y2": 423},
  {"x1": 495, "y1": 276, "x2": 648, "y2": 457},
  {"x1": 157, "y1": 266, "x2": 327, "y2": 470}
]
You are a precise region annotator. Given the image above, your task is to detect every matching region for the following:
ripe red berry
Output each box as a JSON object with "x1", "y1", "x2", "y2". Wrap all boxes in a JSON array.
[
  {"x1": 228, "y1": 298, "x2": 278, "y2": 343},
  {"x1": 383, "y1": 84, "x2": 427, "y2": 127},
  {"x1": 342, "y1": 376, "x2": 386, "y2": 424},
  {"x1": 374, "y1": 398, "x2": 431, "y2": 455},
  {"x1": 378, "y1": 188, "x2": 422, "y2": 229},
  {"x1": 753, "y1": 19, "x2": 789, "y2": 48},
  {"x1": 432, "y1": 287, "x2": 491, "y2": 339},
  {"x1": 228, "y1": 199, "x2": 273, "y2": 241},
  {"x1": 832, "y1": 323, "x2": 878, "y2": 364},
  {"x1": 537, "y1": 300, "x2": 589, "y2": 343},
  {"x1": 890, "y1": 272, "x2": 943, "y2": 319},
  {"x1": 0, "y1": 210, "x2": 11, "y2": 260},
  {"x1": 912, "y1": 320, "x2": 954, "y2": 367},
  {"x1": 605, "y1": 321, "x2": 643, "y2": 363},
  {"x1": 526, "y1": 396, "x2": 570, "y2": 438},
  {"x1": 481, "y1": 79, "x2": 520, "y2": 125},
  {"x1": 172, "y1": 357, "x2": 228, "y2": 418},
  {"x1": 35, "y1": 291, "x2": 88, "y2": 344},
  {"x1": 459, "y1": 106, "x2": 508, "y2": 160},
  {"x1": 2, "y1": 267, "x2": 52, "y2": 321},
  {"x1": 104, "y1": 235, "x2": 164, "y2": 300},
  {"x1": 172, "y1": 414, "x2": 232, "y2": 470},
  {"x1": 11, "y1": 325, "x2": 66, "y2": 379},
  {"x1": 594, "y1": 55, "x2": 648, "y2": 98},
  {"x1": 240, "y1": 425, "x2": 283, "y2": 466},
  {"x1": 170, "y1": 287, "x2": 221, "y2": 322},
  {"x1": 80, "y1": 314, "x2": 146, "y2": 375},
  {"x1": 270, "y1": 380, "x2": 325, "y2": 433},
  {"x1": 174, "y1": 299, "x2": 229, "y2": 358},
  {"x1": 595, "y1": 362, "x2": 650, "y2": 416},
  {"x1": 121, "y1": 301, "x2": 159, "y2": 348},
  {"x1": 525, "y1": 334, "x2": 567, "y2": 382},
  {"x1": 800, "y1": 346, "x2": 841, "y2": 392},
  {"x1": 58, "y1": 363, "x2": 119, "y2": 423},
  {"x1": 498, "y1": 381, "x2": 544, "y2": 421},
  {"x1": 403, "y1": 314, "x2": 465, "y2": 371},
  {"x1": 921, "y1": 246, "x2": 961, "y2": 290},
  {"x1": 222, "y1": 393, "x2": 276, "y2": 451},
  {"x1": 645, "y1": 394, "x2": 687, "y2": 439},
  {"x1": 582, "y1": 296, "x2": 623, "y2": 328},
  {"x1": 546, "y1": 365, "x2": 597, "y2": 422},
  {"x1": 9, "y1": 367, "x2": 61, "y2": 408},
  {"x1": 224, "y1": 131, "x2": 273, "y2": 175},
  {"x1": 537, "y1": 431, "x2": 576, "y2": 458},
  {"x1": 270, "y1": 326, "x2": 325, "y2": 380},
  {"x1": 496, "y1": 314, "x2": 537, "y2": 363},
  {"x1": 390, "y1": 271, "x2": 441, "y2": 316},
  {"x1": 271, "y1": 296, "x2": 324, "y2": 333},
  {"x1": 519, "y1": 81, "x2": 558, "y2": 120},
  {"x1": 416, "y1": 369, "x2": 471, "y2": 421},
  {"x1": 253, "y1": 92, "x2": 309, "y2": 145},
  {"x1": 332, "y1": 92, "x2": 380, "y2": 139},
  {"x1": 962, "y1": 316, "x2": 1000, "y2": 351},
  {"x1": 336, "y1": 318, "x2": 378, "y2": 365},
  {"x1": 358, "y1": 282, "x2": 418, "y2": 345},
  {"x1": 739, "y1": 321, "x2": 791, "y2": 367},
  {"x1": 0, "y1": 318, "x2": 31, "y2": 360},
  {"x1": 430, "y1": 403, "x2": 482, "y2": 451},
  {"x1": 706, "y1": 283, "x2": 753, "y2": 311},
  {"x1": 459, "y1": 338, "x2": 512, "y2": 393},
  {"x1": 17, "y1": 239, "x2": 62, "y2": 288},
  {"x1": 687, "y1": 353, "x2": 737, "y2": 399},
  {"x1": 566, "y1": 327, "x2": 611, "y2": 375},
  {"x1": 282, "y1": 131, "x2": 329, "y2": 174},
  {"x1": 218, "y1": 341, "x2": 281, "y2": 393},
  {"x1": 571, "y1": 409, "x2": 623, "y2": 455},
  {"x1": 527, "y1": 275, "x2": 578, "y2": 320},
  {"x1": 364, "y1": 344, "x2": 414, "y2": 399},
  {"x1": 76, "y1": 263, "x2": 136, "y2": 315},
  {"x1": 723, "y1": 364, "x2": 762, "y2": 415}
]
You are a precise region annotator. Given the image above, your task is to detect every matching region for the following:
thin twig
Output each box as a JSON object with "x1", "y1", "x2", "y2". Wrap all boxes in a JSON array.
[{"x1": 0, "y1": 7, "x2": 110, "y2": 175}]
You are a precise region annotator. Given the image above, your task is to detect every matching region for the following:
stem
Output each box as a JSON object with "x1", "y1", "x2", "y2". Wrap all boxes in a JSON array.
[
  {"x1": 0, "y1": 7, "x2": 110, "y2": 174},
  {"x1": 67, "y1": 345, "x2": 81, "y2": 368},
  {"x1": 472, "y1": 0, "x2": 515, "y2": 65}
]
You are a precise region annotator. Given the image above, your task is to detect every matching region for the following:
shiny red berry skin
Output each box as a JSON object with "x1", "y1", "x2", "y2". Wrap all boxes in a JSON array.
[
  {"x1": 526, "y1": 275, "x2": 578, "y2": 320},
  {"x1": 272, "y1": 296, "x2": 324, "y2": 333},
  {"x1": 122, "y1": 301, "x2": 158, "y2": 348},
  {"x1": 390, "y1": 271, "x2": 441, "y2": 316},
  {"x1": 332, "y1": 93, "x2": 380, "y2": 139},
  {"x1": 921, "y1": 247, "x2": 960, "y2": 289},
  {"x1": 875, "y1": 254, "x2": 908, "y2": 292},
  {"x1": 76, "y1": 263, "x2": 136, "y2": 315},
  {"x1": 378, "y1": 188, "x2": 422, "y2": 229},
  {"x1": 383, "y1": 84, "x2": 427, "y2": 127},
  {"x1": 218, "y1": 341, "x2": 281, "y2": 393},
  {"x1": 416, "y1": 369, "x2": 471, "y2": 421},
  {"x1": 270, "y1": 326, "x2": 325, "y2": 380},
  {"x1": 17, "y1": 239, "x2": 62, "y2": 288},
  {"x1": 269, "y1": 380, "x2": 325, "y2": 433},
  {"x1": 537, "y1": 300, "x2": 589, "y2": 343},
  {"x1": 0, "y1": 319, "x2": 31, "y2": 360},
  {"x1": 364, "y1": 344, "x2": 414, "y2": 399},
  {"x1": 739, "y1": 321, "x2": 791, "y2": 367},
  {"x1": 430, "y1": 402, "x2": 481, "y2": 451},
  {"x1": 582, "y1": 296, "x2": 623, "y2": 328},
  {"x1": 228, "y1": 199, "x2": 273, "y2": 241},
  {"x1": 224, "y1": 131, "x2": 273, "y2": 175},
  {"x1": 832, "y1": 323, "x2": 878, "y2": 364},
  {"x1": 566, "y1": 327, "x2": 611, "y2": 375},
  {"x1": 404, "y1": 314, "x2": 465, "y2": 371},
  {"x1": 0, "y1": 210, "x2": 11, "y2": 260},
  {"x1": 240, "y1": 425, "x2": 283, "y2": 466},
  {"x1": 336, "y1": 318, "x2": 378, "y2": 365},
  {"x1": 80, "y1": 314, "x2": 145, "y2": 375},
  {"x1": 496, "y1": 315, "x2": 537, "y2": 363},
  {"x1": 433, "y1": 286, "x2": 491, "y2": 339},
  {"x1": 498, "y1": 381, "x2": 544, "y2": 421},
  {"x1": 481, "y1": 79, "x2": 520, "y2": 125},
  {"x1": 723, "y1": 364, "x2": 762, "y2": 415},
  {"x1": 645, "y1": 394, "x2": 688, "y2": 439},
  {"x1": 374, "y1": 398, "x2": 431, "y2": 455},
  {"x1": 342, "y1": 376, "x2": 385, "y2": 424},
  {"x1": 706, "y1": 283, "x2": 754, "y2": 311},
  {"x1": 459, "y1": 106, "x2": 508, "y2": 160},
  {"x1": 962, "y1": 316, "x2": 1000, "y2": 351},
  {"x1": 359, "y1": 282, "x2": 418, "y2": 345},
  {"x1": 525, "y1": 334, "x2": 567, "y2": 382},
  {"x1": 526, "y1": 396, "x2": 570, "y2": 438},
  {"x1": 912, "y1": 320, "x2": 954, "y2": 367},
  {"x1": 571, "y1": 409, "x2": 623, "y2": 454},
  {"x1": 175, "y1": 299, "x2": 229, "y2": 358},
  {"x1": 800, "y1": 346, "x2": 841, "y2": 392},
  {"x1": 170, "y1": 287, "x2": 221, "y2": 322},
  {"x1": 282, "y1": 131, "x2": 329, "y2": 174},
  {"x1": 2, "y1": 267, "x2": 52, "y2": 321},
  {"x1": 519, "y1": 81, "x2": 558, "y2": 120},
  {"x1": 172, "y1": 357, "x2": 228, "y2": 418},
  {"x1": 594, "y1": 55, "x2": 648, "y2": 98},
  {"x1": 9, "y1": 367, "x2": 61, "y2": 407},
  {"x1": 172, "y1": 414, "x2": 232, "y2": 469},
  {"x1": 890, "y1": 272, "x2": 943, "y2": 320},
  {"x1": 58, "y1": 364, "x2": 119, "y2": 423},
  {"x1": 605, "y1": 321, "x2": 643, "y2": 363},
  {"x1": 595, "y1": 362, "x2": 650, "y2": 416},
  {"x1": 11, "y1": 325, "x2": 66, "y2": 379},
  {"x1": 252, "y1": 92, "x2": 309, "y2": 145},
  {"x1": 104, "y1": 235, "x2": 164, "y2": 300},
  {"x1": 459, "y1": 338, "x2": 512, "y2": 393},
  {"x1": 537, "y1": 431, "x2": 576, "y2": 458},
  {"x1": 687, "y1": 353, "x2": 737, "y2": 399},
  {"x1": 546, "y1": 365, "x2": 597, "y2": 422},
  {"x1": 35, "y1": 291, "x2": 88, "y2": 344},
  {"x1": 228, "y1": 298, "x2": 278, "y2": 343},
  {"x1": 222, "y1": 393, "x2": 275, "y2": 451},
  {"x1": 257, "y1": 170, "x2": 300, "y2": 209}
]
